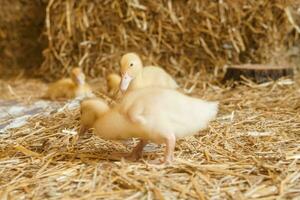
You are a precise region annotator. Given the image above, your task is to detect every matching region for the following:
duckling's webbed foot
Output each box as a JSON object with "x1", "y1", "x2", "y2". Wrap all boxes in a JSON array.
[
  {"x1": 127, "y1": 139, "x2": 147, "y2": 161},
  {"x1": 79, "y1": 125, "x2": 87, "y2": 135}
]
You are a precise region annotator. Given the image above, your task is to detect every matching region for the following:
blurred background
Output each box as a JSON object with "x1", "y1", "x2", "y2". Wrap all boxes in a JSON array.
[{"x1": 0, "y1": 0, "x2": 299, "y2": 80}]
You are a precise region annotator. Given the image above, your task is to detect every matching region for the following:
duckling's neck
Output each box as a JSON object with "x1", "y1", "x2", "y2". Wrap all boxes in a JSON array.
[
  {"x1": 136, "y1": 65, "x2": 144, "y2": 74},
  {"x1": 129, "y1": 68, "x2": 146, "y2": 89}
]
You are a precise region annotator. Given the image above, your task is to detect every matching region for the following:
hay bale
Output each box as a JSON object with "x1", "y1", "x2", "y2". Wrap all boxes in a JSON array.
[
  {"x1": 39, "y1": 0, "x2": 295, "y2": 80},
  {"x1": 0, "y1": 0, "x2": 47, "y2": 77}
]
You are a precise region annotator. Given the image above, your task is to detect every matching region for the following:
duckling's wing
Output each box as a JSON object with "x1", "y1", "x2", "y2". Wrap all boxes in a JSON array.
[
  {"x1": 126, "y1": 101, "x2": 147, "y2": 125},
  {"x1": 126, "y1": 88, "x2": 217, "y2": 138},
  {"x1": 119, "y1": 89, "x2": 144, "y2": 113}
]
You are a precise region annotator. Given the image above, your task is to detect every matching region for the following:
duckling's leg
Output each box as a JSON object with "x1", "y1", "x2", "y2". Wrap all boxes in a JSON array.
[
  {"x1": 79, "y1": 125, "x2": 87, "y2": 135},
  {"x1": 163, "y1": 133, "x2": 176, "y2": 163},
  {"x1": 127, "y1": 139, "x2": 147, "y2": 161}
]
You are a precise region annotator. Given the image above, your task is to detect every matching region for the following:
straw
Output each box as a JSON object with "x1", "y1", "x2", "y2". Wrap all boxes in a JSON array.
[
  {"x1": 0, "y1": 74, "x2": 299, "y2": 199},
  {"x1": 38, "y1": 0, "x2": 297, "y2": 80}
]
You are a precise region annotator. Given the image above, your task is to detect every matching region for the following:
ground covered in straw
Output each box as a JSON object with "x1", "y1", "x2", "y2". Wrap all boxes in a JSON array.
[{"x1": 0, "y1": 75, "x2": 299, "y2": 199}]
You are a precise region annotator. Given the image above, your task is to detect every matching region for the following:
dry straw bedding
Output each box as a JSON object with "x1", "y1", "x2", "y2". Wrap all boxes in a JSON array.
[
  {"x1": 0, "y1": 75, "x2": 299, "y2": 199},
  {"x1": 40, "y1": 0, "x2": 297, "y2": 80}
]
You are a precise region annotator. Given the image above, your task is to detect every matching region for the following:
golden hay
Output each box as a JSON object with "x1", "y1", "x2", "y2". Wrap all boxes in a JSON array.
[
  {"x1": 39, "y1": 0, "x2": 298, "y2": 80},
  {"x1": 0, "y1": 74, "x2": 299, "y2": 199}
]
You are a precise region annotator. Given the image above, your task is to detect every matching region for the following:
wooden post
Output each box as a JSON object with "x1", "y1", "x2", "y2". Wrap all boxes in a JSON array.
[{"x1": 223, "y1": 64, "x2": 294, "y2": 83}]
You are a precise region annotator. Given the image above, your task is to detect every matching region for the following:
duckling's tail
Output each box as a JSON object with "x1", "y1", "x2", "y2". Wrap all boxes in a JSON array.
[
  {"x1": 207, "y1": 101, "x2": 219, "y2": 120},
  {"x1": 197, "y1": 100, "x2": 219, "y2": 124}
]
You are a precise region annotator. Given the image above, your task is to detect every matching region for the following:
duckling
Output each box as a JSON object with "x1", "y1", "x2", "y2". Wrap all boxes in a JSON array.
[
  {"x1": 80, "y1": 88, "x2": 218, "y2": 164},
  {"x1": 44, "y1": 67, "x2": 94, "y2": 100},
  {"x1": 80, "y1": 97, "x2": 110, "y2": 134},
  {"x1": 107, "y1": 73, "x2": 121, "y2": 96},
  {"x1": 119, "y1": 52, "x2": 178, "y2": 93},
  {"x1": 80, "y1": 97, "x2": 147, "y2": 160},
  {"x1": 119, "y1": 87, "x2": 218, "y2": 163}
]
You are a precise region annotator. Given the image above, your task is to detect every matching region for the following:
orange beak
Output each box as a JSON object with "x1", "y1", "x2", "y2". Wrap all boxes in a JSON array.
[{"x1": 120, "y1": 72, "x2": 133, "y2": 93}]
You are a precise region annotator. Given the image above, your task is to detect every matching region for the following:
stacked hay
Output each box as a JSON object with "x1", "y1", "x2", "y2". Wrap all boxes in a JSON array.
[
  {"x1": 0, "y1": 0, "x2": 47, "y2": 77},
  {"x1": 39, "y1": 0, "x2": 296, "y2": 80}
]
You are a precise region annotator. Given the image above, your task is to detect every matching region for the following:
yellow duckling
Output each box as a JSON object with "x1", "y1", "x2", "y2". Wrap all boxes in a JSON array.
[
  {"x1": 80, "y1": 88, "x2": 218, "y2": 163},
  {"x1": 119, "y1": 52, "x2": 178, "y2": 93},
  {"x1": 80, "y1": 97, "x2": 109, "y2": 134},
  {"x1": 44, "y1": 67, "x2": 94, "y2": 100},
  {"x1": 80, "y1": 98, "x2": 146, "y2": 160},
  {"x1": 106, "y1": 73, "x2": 121, "y2": 96}
]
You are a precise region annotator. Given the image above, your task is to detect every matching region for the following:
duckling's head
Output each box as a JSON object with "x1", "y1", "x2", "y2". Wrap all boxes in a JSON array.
[
  {"x1": 79, "y1": 98, "x2": 109, "y2": 134},
  {"x1": 107, "y1": 73, "x2": 121, "y2": 92},
  {"x1": 71, "y1": 67, "x2": 86, "y2": 85},
  {"x1": 120, "y1": 53, "x2": 143, "y2": 92}
]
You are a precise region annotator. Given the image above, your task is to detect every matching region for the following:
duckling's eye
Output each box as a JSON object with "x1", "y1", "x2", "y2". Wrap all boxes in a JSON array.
[{"x1": 130, "y1": 63, "x2": 133, "y2": 67}]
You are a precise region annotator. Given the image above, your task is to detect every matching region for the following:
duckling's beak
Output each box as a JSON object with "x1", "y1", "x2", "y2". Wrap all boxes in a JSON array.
[
  {"x1": 120, "y1": 73, "x2": 133, "y2": 93},
  {"x1": 78, "y1": 79, "x2": 85, "y2": 85},
  {"x1": 75, "y1": 75, "x2": 85, "y2": 85}
]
